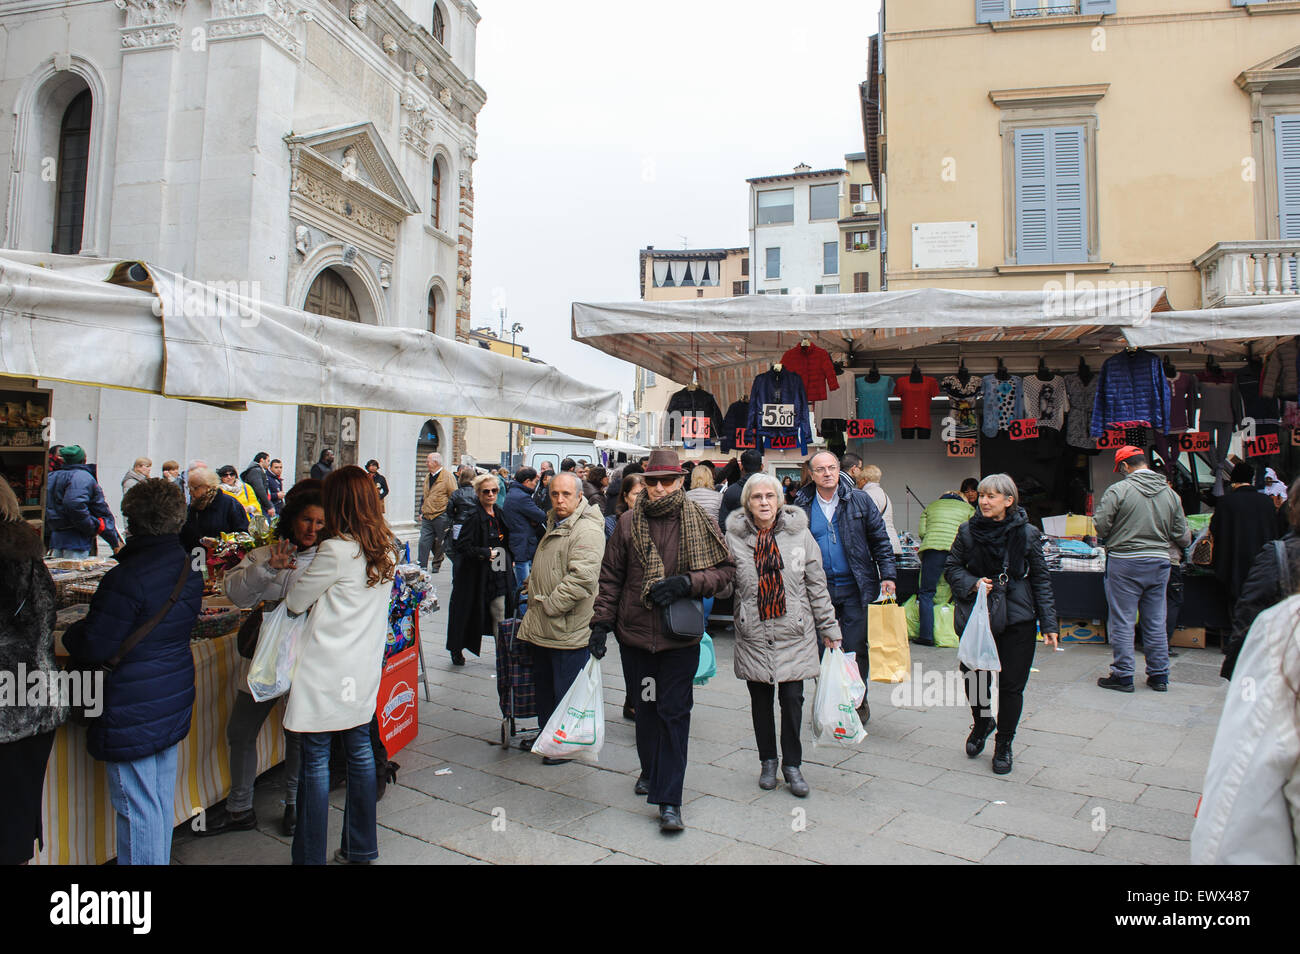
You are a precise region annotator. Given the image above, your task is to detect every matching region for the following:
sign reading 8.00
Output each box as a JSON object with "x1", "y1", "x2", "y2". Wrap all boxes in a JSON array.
[{"x1": 761, "y1": 403, "x2": 795, "y2": 429}]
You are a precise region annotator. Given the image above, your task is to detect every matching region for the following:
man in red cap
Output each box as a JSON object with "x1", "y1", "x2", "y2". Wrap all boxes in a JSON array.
[
  {"x1": 1092, "y1": 446, "x2": 1189, "y2": 693},
  {"x1": 589, "y1": 448, "x2": 735, "y2": 833}
]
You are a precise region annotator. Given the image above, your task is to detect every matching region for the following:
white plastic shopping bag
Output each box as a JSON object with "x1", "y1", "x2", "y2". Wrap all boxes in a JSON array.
[
  {"x1": 812, "y1": 647, "x2": 866, "y2": 747},
  {"x1": 956, "y1": 583, "x2": 1002, "y2": 672},
  {"x1": 531, "y1": 656, "x2": 605, "y2": 761},
  {"x1": 246, "y1": 602, "x2": 310, "y2": 701},
  {"x1": 844, "y1": 650, "x2": 867, "y2": 708}
]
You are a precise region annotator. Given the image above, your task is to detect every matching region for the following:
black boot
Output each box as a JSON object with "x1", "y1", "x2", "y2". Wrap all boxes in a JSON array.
[
  {"x1": 659, "y1": 805, "x2": 685, "y2": 832},
  {"x1": 992, "y1": 740, "x2": 1014, "y2": 775},
  {"x1": 758, "y1": 759, "x2": 779, "y2": 791},
  {"x1": 782, "y1": 764, "x2": 810, "y2": 798},
  {"x1": 965, "y1": 717, "x2": 997, "y2": 758},
  {"x1": 634, "y1": 774, "x2": 649, "y2": 796}
]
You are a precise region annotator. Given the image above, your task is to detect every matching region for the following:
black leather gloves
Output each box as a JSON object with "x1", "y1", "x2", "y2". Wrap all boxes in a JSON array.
[
  {"x1": 588, "y1": 624, "x2": 611, "y2": 660},
  {"x1": 648, "y1": 574, "x2": 691, "y2": 606}
]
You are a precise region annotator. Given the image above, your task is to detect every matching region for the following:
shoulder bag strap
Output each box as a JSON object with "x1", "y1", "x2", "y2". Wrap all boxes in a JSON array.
[{"x1": 103, "y1": 558, "x2": 193, "y2": 673}]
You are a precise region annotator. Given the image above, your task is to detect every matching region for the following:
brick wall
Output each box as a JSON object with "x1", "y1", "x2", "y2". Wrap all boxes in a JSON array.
[{"x1": 453, "y1": 168, "x2": 474, "y2": 462}]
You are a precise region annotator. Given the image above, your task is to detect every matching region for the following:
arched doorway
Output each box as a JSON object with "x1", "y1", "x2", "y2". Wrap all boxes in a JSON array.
[
  {"x1": 296, "y1": 267, "x2": 363, "y2": 482},
  {"x1": 413, "y1": 418, "x2": 443, "y2": 516}
]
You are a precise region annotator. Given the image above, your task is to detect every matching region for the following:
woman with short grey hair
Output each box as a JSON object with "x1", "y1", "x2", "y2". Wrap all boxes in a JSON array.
[
  {"x1": 944, "y1": 473, "x2": 1057, "y2": 775},
  {"x1": 727, "y1": 472, "x2": 841, "y2": 797}
]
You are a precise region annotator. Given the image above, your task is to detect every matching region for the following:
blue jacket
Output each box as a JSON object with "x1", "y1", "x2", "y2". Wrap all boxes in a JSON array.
[
  {"x1": 795, "y1": 477, "x2": 897, "y2": 604},
  {"x1": 747, "y1": 368, "x2": 812, "y2": 454},
  {"x1": 1090, "y1": 349, "x2": 1171, "y2": 437},
  {"x1": 502, "y1": 484, "x2": 547, "y2": 563},
  {"x1": 46, "y1": 465, "x2": 117, "y2": 551},
  {"x1": 62, "y1": 534, "x2": 203, "y2": 762}
]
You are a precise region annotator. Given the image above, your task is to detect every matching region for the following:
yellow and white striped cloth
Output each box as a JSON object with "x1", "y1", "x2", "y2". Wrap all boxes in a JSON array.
[{"x1": 34, "y1": 631, "x2": 286, "y2": 865}]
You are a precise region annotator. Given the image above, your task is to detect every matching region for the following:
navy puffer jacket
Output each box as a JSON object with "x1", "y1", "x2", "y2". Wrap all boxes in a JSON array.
[
  {"x1": 794, "y1": 476, "x2": 898, "y2": 605},
  {"x1": 62, "y1": 533, "x2": 203, "y2": 762}
]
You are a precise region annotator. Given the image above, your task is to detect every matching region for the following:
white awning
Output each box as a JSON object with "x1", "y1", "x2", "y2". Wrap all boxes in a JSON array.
[
  {"x1": 0, "y1": 251, "x2": 621, "y2": 437},
  {"x1": 594, "y1": 438, "x2": 651, "y2": 455}
]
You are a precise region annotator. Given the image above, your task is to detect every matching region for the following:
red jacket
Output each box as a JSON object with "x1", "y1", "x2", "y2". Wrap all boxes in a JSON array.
[{"x1": 780, "y1": 344, "x2": 838, "y2": 404}]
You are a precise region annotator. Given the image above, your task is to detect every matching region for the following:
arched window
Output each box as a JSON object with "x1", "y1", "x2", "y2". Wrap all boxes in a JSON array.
[
  {"x1": 432, "y1": 3, "x2": 445, "y2": 45},
  {"x1": 52, "y1": 90, "x2": 91, "y2": 255},
  {"x1": 427, "y1": 288, "x2": 437, "y2": 332},
  {"x1": 431, "y1": 157, "x2": 442, "y2": 230}
]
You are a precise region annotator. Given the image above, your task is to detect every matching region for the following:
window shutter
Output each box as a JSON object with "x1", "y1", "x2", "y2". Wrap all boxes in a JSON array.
[
  {"x1": 1229, "y1": 0, "x2": 1252, "y2": 6},
  {"x1": 1015, "y1": 128, "x2": 1051, "y2": 265},
  {"x1": 1275, "y1": 115, "x2": 1300, "y2": 240},
  {"x1": 850, "y1": 184, "x2": 861, "y2": 202},
  {"x1": 845, "y1": 233, "x2": 853, "y2": 251},
  {"x1": 854, "y1": 272, "x2": 869, "y2": 293},
  {"x1": 1051, "y1": 126, "x2": 1088, "y2": 262},
  {"x1": 1079, "y1": 0, "x2": 1116, "y2": 13},
  {"x1": 975, "y1": 0, "x2": 1010, "y2": 23}
]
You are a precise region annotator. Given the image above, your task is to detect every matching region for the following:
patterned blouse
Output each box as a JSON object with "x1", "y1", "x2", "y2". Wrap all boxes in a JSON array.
[
  {"x1": 1064, "y1": 373, "x2": 1098, "y2": 449},
  {"x1": 1021, "y1": 374, "x2": 1068, "y2": 431},
  {"x1": 940, "y1": 374, "x2": 983, "y2": 440}
]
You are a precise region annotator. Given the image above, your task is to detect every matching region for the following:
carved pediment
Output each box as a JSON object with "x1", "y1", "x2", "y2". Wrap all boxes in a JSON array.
[{"x1": 1237, "y1": 44, "x2": 1300, "y2": 93}]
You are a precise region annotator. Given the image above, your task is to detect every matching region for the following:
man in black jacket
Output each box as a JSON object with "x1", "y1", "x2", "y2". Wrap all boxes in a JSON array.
[
  {"x1": 1223, "y1": 475, "x2": 1299, "y2": 679},
  {"x1": 240, "y1": 452, "x2": 273, "y2": 517},
  {"x1": 718, "y1": 449, "x2": 763, "y2": 531},
  {"x1": 1210, "y1": 463, "x2": 1279, "y2": 601}
]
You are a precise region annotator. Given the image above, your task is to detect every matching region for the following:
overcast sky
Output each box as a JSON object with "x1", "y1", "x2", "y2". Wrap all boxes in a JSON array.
[{"x1": 469, "y1": 0, "x2": 881, "y2": 408}]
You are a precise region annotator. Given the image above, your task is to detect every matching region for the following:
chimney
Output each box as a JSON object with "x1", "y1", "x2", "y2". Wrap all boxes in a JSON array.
[{"x1": 794, "y1": 162, "x2": 811, "y2": 172}]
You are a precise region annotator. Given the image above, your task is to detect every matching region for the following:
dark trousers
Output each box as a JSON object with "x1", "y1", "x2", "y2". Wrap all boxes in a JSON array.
[
  {"x1": 1164, "y1": 563, "x2": 1184, "y2": 641},
  {"x1": 618, "y1": 639, "x2": 638, "y2": 710},
  {"x1": 917, "y1": 549, "x2": 948, "y2": 645},
  {"x1": 418, "y1": 514, "x2": 450, "y2": 571},
  {"x1": 959, "y1": 619, "x2": 1037, "y2": 745},
  {"x1": 628, "y1": 643, "x2": 699, "y2": 807},
  {"x1": 747, "y1": 680, "x2": 805, "y2": 766},
  {"x1": 829, "y1": 581, "x2": 868, "y2": 693},
  {"x1": 529, "y1": 642, "x2": 591, "y2": 729}
]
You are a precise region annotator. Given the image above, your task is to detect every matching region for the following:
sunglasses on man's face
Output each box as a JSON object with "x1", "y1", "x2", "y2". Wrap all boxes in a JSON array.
[{"x1": 643, "y1": 476, "x2": 680, "y2": 487}]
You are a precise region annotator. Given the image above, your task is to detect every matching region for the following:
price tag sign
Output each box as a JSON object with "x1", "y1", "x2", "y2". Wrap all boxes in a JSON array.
[
  {"x1": 767, "y1": 434, "x2": 798, "y2": 450},
  {"x1": 1096, "y1": 429, "x2": 1126, "y2": 450},
  {"x1": 761, "y1": 403, "x2": 795, "y2": 429},
  {"x1": 1174, "y1": 431, "x2": 1212, "y2": 454},
  {"x1": 1291, "y1": 428, "x2": 1300, "y2": 448},
  {"x1": 946, "y1": 438, "x2": 976, "y2": 458},
  {"x1": 1244, "y1": 433, "x2": 1281, "y2": 458},
  {"x1": 1008, "y1": 418, "x2": 1039, "y2": 441},
  {"x1": 734, "y1": 428, "x2": 756, "y2": 449},
  {"x1": 681, "y1": 415, "x2": 710, "y2": 439},
  {"x1": 846, "y1": 418, "x2": 876, "y2": 439}
]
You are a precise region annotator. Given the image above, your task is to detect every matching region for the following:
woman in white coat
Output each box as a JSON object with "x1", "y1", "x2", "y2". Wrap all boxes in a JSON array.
[{"x1": 284, "y1": 466, "x2": 396, "y2": 865}]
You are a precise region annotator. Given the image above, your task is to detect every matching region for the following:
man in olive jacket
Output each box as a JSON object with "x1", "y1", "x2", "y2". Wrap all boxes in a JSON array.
[
  {"x1": 418, "y1": 453, "x2": 457, "y2": 573},
  {"x1": 519, "y1": 473, "x2": 605, "y2": 764}
]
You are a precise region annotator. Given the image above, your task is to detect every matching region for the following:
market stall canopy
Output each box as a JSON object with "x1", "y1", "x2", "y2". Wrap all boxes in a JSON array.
[
  {"x1": 594, "y1": 438, "x2": 652, "y2": 455},
  {"x1": 0, "y1": 251, "x2": 621, "y2": 437},
  {"x1": 1120, "y1": 297, "x2": 1300, "y2": 354}
]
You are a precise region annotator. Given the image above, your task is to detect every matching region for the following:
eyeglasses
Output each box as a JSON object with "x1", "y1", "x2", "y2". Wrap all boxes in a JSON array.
[
  {"x1": 812, "y1": 466, "x2": 838, "y2": 475},
  {"x1": 480, "y1": 489, "x2": 498, "y2": 495},
  {"x1": 643, "y1": 476, "x2": 680, "y2": 487}
]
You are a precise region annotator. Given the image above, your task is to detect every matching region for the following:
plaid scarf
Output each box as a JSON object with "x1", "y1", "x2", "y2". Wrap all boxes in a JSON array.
[
  {"x1": 754, "y1": 526, "x2": 786, "y2": 621},
  {"x1": 631, "y1": 488, "x2": 730, "y2": 608}
]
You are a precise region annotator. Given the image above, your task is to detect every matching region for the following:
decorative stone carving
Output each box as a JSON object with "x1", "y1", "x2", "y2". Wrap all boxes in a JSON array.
[
  {"x1": 295, "y1": 225, "x2": 311, "y2": 256},
  {"x1": 459, "y1": 143, "x2": 477, "y2": 165},
  {"x1": 342, "y1": 244, "x2": 359, "y2": 266},
  {"x1": 378, "y1": 262, "x2": 391, "y2": 289},
  {"x1": 340, "y1": 146, "x2": 360, "y2": 182},
  {"x1": 414, "y1": 61, "x2": 428, "y2": 80},
  {"x1": 116, "y1": 0, "x2": 185, "y2": 49},
  {"x1": 207, "y1": 0, "x2": 305, "y2": 59},
  {"x1": 399, "y1": 88, "x2": 433, "y2": 157},
  {"x1": 349, "y1": 2, "x2": 367, "y2": 28},
  {"x1": 438, "y1": 87, "x2": 452, "y2": 108},
  {"x1": 290, "y1": 168, "x2": 399, "y2": 244},
  {"x1": 381, "y1": 33, "x2": 398, "y2": 55}
]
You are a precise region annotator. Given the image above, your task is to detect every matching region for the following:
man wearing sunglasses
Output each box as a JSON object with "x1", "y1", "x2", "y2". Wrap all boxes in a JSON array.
[
  {"x1": 794, "y1": 451, "x2": 897, "y2": 723},
  {"x1": 590, "y1": 449, "x2": 735, "y2": 833}
]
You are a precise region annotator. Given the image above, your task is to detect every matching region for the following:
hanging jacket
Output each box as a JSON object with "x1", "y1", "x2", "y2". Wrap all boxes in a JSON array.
[
  {"x1": 1260, "y1": 337, "x2": 1299, "y2": 401},
  {"x1": 1090, "y1": 349, "x2": 1171, "y2": 437},
  {"x1": 664, "y1": 386, "x2": 725, "y2": 445},
  {"x1": 748, "y1": 368, "x2": 811, "y2": 454},
  {"x1": 1196, "y1": 370, "x2": 1243, "y2": 426},
  {"x1": 779, "y1": 344, "x2": 839, "y2": 404},
  {"x1": 1236, "y1": 361, "x2": 1280, "y2": 421},
  {"x1": 720, "y1": 399, "x2": 753, "y2": 453}
]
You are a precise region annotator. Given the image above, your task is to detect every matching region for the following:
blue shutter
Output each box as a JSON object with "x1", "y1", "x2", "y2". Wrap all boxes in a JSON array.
[
  {"x1": 1079, "y1": 0, "x2": 1117, "y2": 13},
  {"x1": 975, "y1": 0, "x2": 1010, "y2": 23},
  {"x1": 1229, "y1": 0, "x2": 1252, "y2": 6},
  {"x1": 1015, "y1": 129, "x2": 1051, "y2": 265},
  {"x1": 1276, "y1": 114, "x2": 1300, "y2": 240},
  {"x1": 1051, "y1": 126, "x2": 1088, "y2": 262}
]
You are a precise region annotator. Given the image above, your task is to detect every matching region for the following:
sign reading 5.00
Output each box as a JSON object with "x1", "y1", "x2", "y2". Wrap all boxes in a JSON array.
[{"x1": 761, "y1": 403, "x2": 796, "y2": 429}]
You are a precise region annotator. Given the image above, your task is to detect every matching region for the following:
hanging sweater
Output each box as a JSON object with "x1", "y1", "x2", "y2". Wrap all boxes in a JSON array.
[
  {"x1": 664, "y1": 386, "x2": 725, "y2": 445},
  {"x1": 1021, "y1": 374, "x2": 1068, "y2": 431},
  {"x1": 1090, "y1": 349, "x2": 1171, "y2": 437},
  {"x1": 1167, "y1": 371, "x2": 1199, "y2": 432},
  {"x1": 1197, "y1": 370, "x2": 1243, "y2": 426},
  {"x1": 779, "y1": 344, "x2": 839, "y2": 404},
  {"x1": 1260, "y1": 337, "x2": 1298, "y2": 401}
]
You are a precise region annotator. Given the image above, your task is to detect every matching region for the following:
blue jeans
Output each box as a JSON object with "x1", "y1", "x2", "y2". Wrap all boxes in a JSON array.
[
  {"x1": 917, "y1": 549, "x2": 948, "y2": 645},
  {"x1": 293, "y1": 724, "x2": 377, "y2": 865},
  {"x1": 1106, "y1": 556, "x2": 1171, "y2": 680},
  {"x1": 104, "y1": 743, "x2": 179, "y2": 865},
  {"x1": 50, "y1": 547, "x2": 91, "y2": 559},
  {"x1": 514, "y1": 561, "x2": 532, "y2": 612},
  {"x1": 829, "y1": 581, "x2": 868, "y2": 694},
  {"x1": 529, "y1": 643, "x2": 591, "y2": 730}
]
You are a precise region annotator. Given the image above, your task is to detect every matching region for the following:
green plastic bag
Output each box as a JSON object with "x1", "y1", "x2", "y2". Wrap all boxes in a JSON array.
[
  {"x1": 694, "y1": 632, "x2": 716, "y2": 686},
  {"x1": 935, "y1": 575, "x2": 952, "y2": 607},
  {"x1": 903, "y1": 595, "x2": 920, "y2": 642},
  {"x1": 933, "y1": 603, "x2": 959, "y2": 648}
]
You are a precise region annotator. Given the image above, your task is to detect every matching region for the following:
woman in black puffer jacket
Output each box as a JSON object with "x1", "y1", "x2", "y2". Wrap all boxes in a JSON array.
[{"x1": 945, "y1": 473, "x2": 1058, "y2": 777}]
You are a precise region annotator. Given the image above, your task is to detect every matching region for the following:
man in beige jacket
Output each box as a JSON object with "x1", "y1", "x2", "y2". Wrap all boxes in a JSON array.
[
  {"x1": 519, "y1": 472, "x2": 606, "y2": 765},
  {"x1": 418, "y1": 453, "x2": 457, "y2": 573}
]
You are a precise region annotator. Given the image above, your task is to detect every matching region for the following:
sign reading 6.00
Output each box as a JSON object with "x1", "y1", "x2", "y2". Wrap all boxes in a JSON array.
[
  {"x1": 761, "y1": 403, "x2": 795, "y2": 429},
  {"x1": 1174, "y1": 431, "x2": 1212, "y2": 454}
]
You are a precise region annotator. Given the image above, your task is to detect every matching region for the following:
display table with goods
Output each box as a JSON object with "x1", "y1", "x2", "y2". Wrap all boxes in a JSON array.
[{"x1": 0, "y1": 378, "x2": 52, "y2": 535}]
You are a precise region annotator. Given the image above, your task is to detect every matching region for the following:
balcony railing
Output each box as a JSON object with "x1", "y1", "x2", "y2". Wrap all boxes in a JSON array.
[
  {"x1": 1195, "y1": 241, "x2": 1300, "y2": 307},
  {"x1": 1011, "y1": 2, "x2": 1080, "y2": 17}
]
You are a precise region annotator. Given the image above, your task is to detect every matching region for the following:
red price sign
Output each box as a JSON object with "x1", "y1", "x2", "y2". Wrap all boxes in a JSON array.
[
  {"x1": 1291, "y1": 428, "x2": 1300, "y2": 448},
  {"x1": 734, "y1": 428, "x2": 756, "y2": 449},
  {"x1": 1096, "y1": 429, "x2": 1126, "y2": 450},
  {"x1": 1008, "y1": 418, "x2": 1039, "y2": 441},
  {"x1": 1174, "y1": 431, "x2": 1212, "y2": 454},
  {"x1": 681, "y1": 415, "x2": 710, "y2": 439},
  {"x1": 946, "y1": 438, "x2": 976, "y2": 458},
  {"x1": 768, "y1": 434, "x2": 798, "y2": 450},
  {"x1": 1244, "y1": 433, "x2": 1281, "y2": 458},
  {"x1": 846, "y1": 418, "x2": 876, "y2": 439}
]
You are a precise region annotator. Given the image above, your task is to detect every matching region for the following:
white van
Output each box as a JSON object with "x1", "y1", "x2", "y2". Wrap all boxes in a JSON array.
[{"x1": 524, "y1": 434, "x2": 598, "y2": 475}]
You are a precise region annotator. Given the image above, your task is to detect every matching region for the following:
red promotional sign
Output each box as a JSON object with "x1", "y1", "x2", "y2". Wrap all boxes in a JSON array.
[
  {"x1": 681, "y1": 415, "x2": 710, "y2": 439},
  {"x1": 1174, "y1": 431, "x2": 1212, "y2": 454},
  {"x1": 846, "y1": 418, "x2": 876, "y2": 439},
  {"x1": 946, "y1": 438, "x2": 976, "y2": 458},
  {"x1": 767, "y1": 434, "x2": 798, "y2": 450},
  {"x1": 1291, "y1": 428, "x2": 1300, "y2": 448},
  {"x1": 1008, "y1": 418, "x2": 1039, "y2": 441},
  {"x1": 1095, "y1": 429, "x2": 1126, "y2": 450},
  {"x1": 1244, "y1": 433, "x2": 1281, "y2": 458},
  {"x1": 376, "y1": 609, "x2": 420, "y2": 757},
  {"x1": 734, "y1": 428, "x2": 756, "y2": 449}
]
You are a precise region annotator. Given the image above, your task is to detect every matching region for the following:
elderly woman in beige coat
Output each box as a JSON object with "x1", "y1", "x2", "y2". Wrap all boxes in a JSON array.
[{"x1": 725, "y1": 473, "x2": 841, "y2": 797}]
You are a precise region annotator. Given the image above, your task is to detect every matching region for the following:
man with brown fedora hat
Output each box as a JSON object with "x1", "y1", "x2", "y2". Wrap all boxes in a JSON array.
[{"x1": 590, "y1": 448, "x2": 735, "y2": 833}]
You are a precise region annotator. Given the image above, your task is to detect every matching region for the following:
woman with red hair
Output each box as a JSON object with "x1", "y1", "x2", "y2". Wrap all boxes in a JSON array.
[{"x1": 284, "y1": 465, "x2": 396, "y2": 865}]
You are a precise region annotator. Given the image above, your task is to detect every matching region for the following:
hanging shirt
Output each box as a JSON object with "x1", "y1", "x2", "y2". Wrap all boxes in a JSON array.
[
  {"x1": 892, "y1": 375, "x2": 940, "y2": 430},
  {"x1": 981, "y1": 375, "x2": 1025, "y2": 438},
  {"x1": 779, "y1": 344, "x2": 839, "y2": 404},
  {"x1": 853, "y1": 375, "x2": 895, "y2": 442},
  {"x1": 1196, "y1": 370, "x2": 1242, "y2": 426},
  {"x1": 1090, "y1": 349, "x2": 1171, "y2": 437},
  {"x1": 1166, "y1": 372, "x2": 1198, "y2": 432},
  {"x1": 1021, "y1": 374, "x2": 1068, "y2": 431},
  {"x1": 1064, "y1": 373, "x2": 1098, "y2": 449},
  {"x1": 940, "y1": 374, "x2": 983, "y2": 439}
]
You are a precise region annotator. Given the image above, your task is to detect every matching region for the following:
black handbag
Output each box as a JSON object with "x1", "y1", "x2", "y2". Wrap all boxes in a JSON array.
[
  {"x1": 661, "y1": 597, "x2": 706, "y2": 640},
  {"x1": 236, "y1": 601, "x2": 265, "y2": 660}
]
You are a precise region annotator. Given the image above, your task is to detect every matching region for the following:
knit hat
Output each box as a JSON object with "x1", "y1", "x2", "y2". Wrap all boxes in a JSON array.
[
  {"x1": 1229, "y1": 462, "x2": 1254, "y2": 485},
  {"x1": 60, "y1": 445, "x2": 86, "y2": 465}
]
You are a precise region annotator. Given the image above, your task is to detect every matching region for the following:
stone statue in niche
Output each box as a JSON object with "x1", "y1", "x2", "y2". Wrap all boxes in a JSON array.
[
  {"x1": 381, "y1": 33, "x2": 398, "y2": 55},
  {"x1": 379, "y1": 262, "x2": 391, "y2": 288},
  {"x1": 340, "y1": 146, "x2": 359, "y2": 182},
  {"x1": 294, "y1": 225, "x2": 311, "y2": 256}
]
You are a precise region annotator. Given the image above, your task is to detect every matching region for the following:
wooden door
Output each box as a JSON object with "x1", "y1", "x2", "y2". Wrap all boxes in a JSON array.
[{"x1": 297, "y1": 268, "x2": 361, "y2": 482}]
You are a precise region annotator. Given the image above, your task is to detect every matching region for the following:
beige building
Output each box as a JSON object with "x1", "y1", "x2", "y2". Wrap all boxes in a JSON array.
[
  {"x1": 631, "y1": 246, "x2": 748, "y2": 446},
  {"x1": 463, "y1": 326, "x2": 537, "y2": 466},
  {"x1": 839, "y1": 152, "x2": 882, "y2": 293},
  {"x1": 867, "y1": 0, "x2": 1300, "y2": 308}
]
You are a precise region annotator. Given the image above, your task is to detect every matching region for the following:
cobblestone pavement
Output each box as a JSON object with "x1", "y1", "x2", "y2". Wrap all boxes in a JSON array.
[{"x1": 173, "y1": 592, "x2": 1225, "y2": 865}]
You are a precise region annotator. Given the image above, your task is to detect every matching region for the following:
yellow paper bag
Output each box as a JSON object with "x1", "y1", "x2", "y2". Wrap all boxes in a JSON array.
[
  {"x1": 1065, "y1": 514, "x2": 1096, "y2": 537},
  {"x1": 867, "y1": 598, "x2": 911, "y2": 684}
]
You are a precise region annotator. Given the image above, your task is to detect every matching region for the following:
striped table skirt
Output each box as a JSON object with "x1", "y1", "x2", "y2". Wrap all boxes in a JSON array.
[{"x1": 34, "y1": 631, "x2": 286, "y2": 865}]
